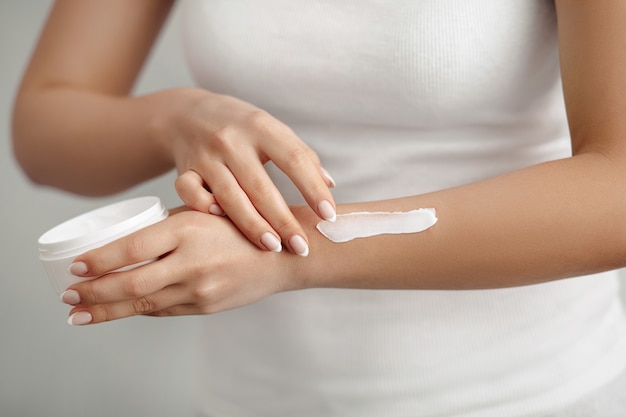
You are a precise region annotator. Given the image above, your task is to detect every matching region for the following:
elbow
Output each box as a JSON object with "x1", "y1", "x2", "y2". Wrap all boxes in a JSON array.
[
  {"x1": 12, "y1": 96, "x2": 79, "y2": 193},
  {"x1": 12, "y1": 138, "x2": 119, "y2": 196},
  {"x1": 14, "y1": 158, "x2": 46, "y2": 188},
  {"x1": 12, "y1": 127, "x2": 133, "y2": 197},
  {"x1": 11, "y1": 117, "x2": 47, "y2": 187},
  {"x1": 11, "y1": 93, "x2": 157, "y2": 197},
  {"x1": 13, "y1": 153, "x2": 52, "y2": 189},
  {"x1": 12, "y1": 140, "x2": 130, "y2": 198},
  {"x1": 11, "y1": 100, "x2": 54, "y2": 189},
  {"x1": 11, "y1": 94, "x2": 89, "y2": 194},
  {"x1": 12, "y1": 137, "x2": 62, "y2": 190},
  {"x1": 12, "y1": 111, "x2": 96, "y2": 195}
]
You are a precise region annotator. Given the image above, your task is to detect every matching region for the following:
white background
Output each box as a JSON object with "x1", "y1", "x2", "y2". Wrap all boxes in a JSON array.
[{"x1": 1, "y1": 2, "x2": 625, "y2": 417}]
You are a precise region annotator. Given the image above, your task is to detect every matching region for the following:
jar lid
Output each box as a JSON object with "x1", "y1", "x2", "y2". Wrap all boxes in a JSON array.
[{"x1": 38, "y1": 196, "x2": 168, "y2": 260}]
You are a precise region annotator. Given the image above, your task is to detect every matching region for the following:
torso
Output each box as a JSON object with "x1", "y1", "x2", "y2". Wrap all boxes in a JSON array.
[{"x1": 182, "y1": 1, "x2": 626, "y2": 416}]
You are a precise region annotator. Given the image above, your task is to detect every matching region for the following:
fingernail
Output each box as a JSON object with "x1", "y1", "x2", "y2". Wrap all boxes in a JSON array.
[
  {"x1": 60, "y1": 290, "x2": 81, "y2": 305},
  {"x1": 69, "y1": 261, "x2": 88, "y2": 276},
  {"x1": 261, "y1": 232, "x2": 282, "y2": 253},
  {"x1": 289, "y1": 235, "x2": 309, "y2": 257},
  {"x1": 318, "y1": 200, "x2": 336, "y2": 222},
  {"x1": 67, "y1": 311, "x2": 92, "y2": 326},
  {"x1": 209, "y1": 204, "x2": 225, "y2": 216},
  {"x1": 321, "y1": 168, "x2": 336, "y2": 188}
]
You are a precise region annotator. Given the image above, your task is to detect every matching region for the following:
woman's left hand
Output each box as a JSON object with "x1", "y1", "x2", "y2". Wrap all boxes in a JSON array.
[{"x1": 61, "y1": 207, "x2": 299, "y2": 325}]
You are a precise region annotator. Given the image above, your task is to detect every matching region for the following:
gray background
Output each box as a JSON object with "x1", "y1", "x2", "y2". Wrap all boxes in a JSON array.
[{"x1": 1, "y1": 2, "x2": 625, "y2": 417}]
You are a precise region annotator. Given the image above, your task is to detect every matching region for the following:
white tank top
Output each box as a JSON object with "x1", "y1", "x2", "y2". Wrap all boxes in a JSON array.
[{"x1": 181, "y1": 1, "x2": 626, "y2": 416}]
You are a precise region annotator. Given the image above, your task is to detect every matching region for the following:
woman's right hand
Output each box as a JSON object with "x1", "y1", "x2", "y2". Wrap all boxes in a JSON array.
[
  {"x1": 13, "y1": 0, "x2": 334, "y2": 256},
  {"x1": 154, "y1": 88, "x2": 336, "y2": 256}
]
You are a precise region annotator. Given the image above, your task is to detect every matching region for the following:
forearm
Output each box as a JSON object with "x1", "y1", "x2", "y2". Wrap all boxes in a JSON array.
[
  {"x1": 12, "y1": 88, "x2": 188, "y2": 195},
  {"x1": 292, "y1": 152, "x2": 626, "y2": 290},
  {"x1": 11, "y1": 0, "x2": 179, "y2": 196}
]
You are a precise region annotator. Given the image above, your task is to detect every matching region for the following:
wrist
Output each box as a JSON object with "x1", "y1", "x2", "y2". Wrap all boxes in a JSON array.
[
  {"x1": 284, "y1": 205, "x2": 338, "y2": 291},
  {"x1": 145, "y1": 87, "x2": 211, "y2": 168},
  {"x1": 285, "y1": 201, "x2": 419, "y2": 292}
]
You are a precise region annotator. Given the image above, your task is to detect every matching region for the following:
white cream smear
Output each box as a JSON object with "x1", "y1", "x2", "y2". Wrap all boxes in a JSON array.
[{"x1": 316, "y1": 208, "x2": 438, "y2": 243}]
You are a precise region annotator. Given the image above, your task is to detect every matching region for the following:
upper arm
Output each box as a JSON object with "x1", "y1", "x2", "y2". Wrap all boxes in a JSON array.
[
  {"x1": 555, "y1": 0, "x2": 626, "y2": 159},
  {"x1": 19, "y1": 0, "x2": 174, "y2": 96}
]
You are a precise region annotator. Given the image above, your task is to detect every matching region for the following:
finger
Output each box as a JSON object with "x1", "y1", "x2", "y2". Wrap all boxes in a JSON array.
[
  {"x1": 320, "y1": 166, "x2": 337, "y2": 188},
  {"x1": 147, "y1": 302, "x2": 213, "y2": 317},
  {"x1": 262, "y1": 133, "x2": 336, "y2": 222},
  {"x1": 69, "y1": 255, "x2": 178, "y2": 306},
  {"x1": 70, "y1": 218, "x2": 181, "y2": 278},
  {"x1": 226, "y1": 149, "x2": 310, "y2": 255},
  {"x1": 175, "y1": 169, "x2": 224, "y2": 215},
  {"x1": 205, "y1": 162, "x2": 286, "y2": 253},
  {"x1": 242, "y1": 111, "x2": 335, "y2": 220},
  {"x1": 67, "y1": 283, "x2": 187, "y2": 325}
]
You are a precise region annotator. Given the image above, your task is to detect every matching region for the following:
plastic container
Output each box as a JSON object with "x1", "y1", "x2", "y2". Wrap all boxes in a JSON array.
[{"x1": 38, "y1": 196, "x2": 168, "y2": 295}]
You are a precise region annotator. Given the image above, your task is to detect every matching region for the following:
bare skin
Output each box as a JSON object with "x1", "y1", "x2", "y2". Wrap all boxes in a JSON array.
[
  {"x1": 12, "y1": 0, "x2": 336, "y2": 255},
  {"x1": 12, "y1": 1, "x2": 626, "y2": 325}
]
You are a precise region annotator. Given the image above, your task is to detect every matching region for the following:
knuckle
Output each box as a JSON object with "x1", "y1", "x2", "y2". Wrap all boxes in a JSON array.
[
  {"x1": 190, "y1": 282, "x2": 214, "y2": 303},
  {"x1": 305, "y1": 146, "x2": 322, "y2": 166},
  {"x1": 132, "y1": 296, "x2": 155, "y2": 315},
  {"x1": 214, "y1": 181, "x2": 240, "y2": 202},
  {"x1": 174, "y1": 173, "x2": 192, "y2": 196},
  {"x1": 247, "y1": 111, "x2": 294, "y2": 141},
  {"x1": 80, "y1": 283, "x2": 99, "y2": 305},
  {"x1": 123, "y1": 274, "x2": 150, "y2": 298},
  {"x1": 123, "y1": 234, "x2": 146, "y2": 263},
  {"x1": 176, "y1": 183, "x2": 210, "y2": 211},
  {"x1": 272, "y1": 215, "x2": 300, "y2": 236},
  {"x1": 84, "y1": 250, "x2": 108, "y2": 275},
  {"x1": 174, "y1": 175, "x2": 185, "y2": 194},
  {"x1": 98, "y1": 305, "x2": 117, "y2": 323},
  {"x1": 246, "y1": 110, "x2": 276, "y2": 133},
  {"x1": 284, "y1": 147, "x2": 310, "y2": 170},
  {"x1": 211, "y1": 126, "x2": 237, "y2": 154},
  {"x1": 246, "y1": 176, "x2": 274, "y2": 200},
  {"x1": 241, "y1": 216, "x2": 270, "y2": 236}
]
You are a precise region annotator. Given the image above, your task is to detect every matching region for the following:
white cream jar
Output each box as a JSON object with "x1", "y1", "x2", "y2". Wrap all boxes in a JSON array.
[{"x1": 38, "y1": 196, "x2": 168, "y2": 295}]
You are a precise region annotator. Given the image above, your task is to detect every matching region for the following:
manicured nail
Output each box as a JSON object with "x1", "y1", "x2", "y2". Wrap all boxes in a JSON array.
[
  {"x1": 67, "y1": 311, "x2": 92, "y2": 326},
  {"x1": 60, "y1": 290, "x2": 81, "y2": 305},
  {"x1": 69, "y1": 261, "x2": 88, "y2": 276},
  {"x1": 209, "y1": 204, "x2": 225, "y2": 216},
  {"x1": 321, "y1": 168, "x2": 336, "y2": 188},
  {"x1": 261, "y1": 232, "x2": 282, "y2": 252},
  {"x1": 289, "y1": 235, "x2": 309, "y2": 257},
  {"x1": 318, "y1": 200, "x2": 336, "y2": 222}
]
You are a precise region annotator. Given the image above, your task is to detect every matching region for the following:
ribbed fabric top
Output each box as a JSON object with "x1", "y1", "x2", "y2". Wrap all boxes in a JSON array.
[{"x1": 181, "y1": 1, "x2": 626, "y2": 416}]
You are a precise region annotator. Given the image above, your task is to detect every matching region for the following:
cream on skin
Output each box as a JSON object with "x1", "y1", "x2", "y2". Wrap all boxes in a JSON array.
[{"x1": 316, "y1": 208, "x2": 437, "y2": 243}]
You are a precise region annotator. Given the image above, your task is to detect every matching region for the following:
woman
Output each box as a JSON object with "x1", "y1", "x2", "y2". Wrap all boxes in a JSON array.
[{"x1": 12, "y1": 1, "x2": 626, "y2": 416}]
